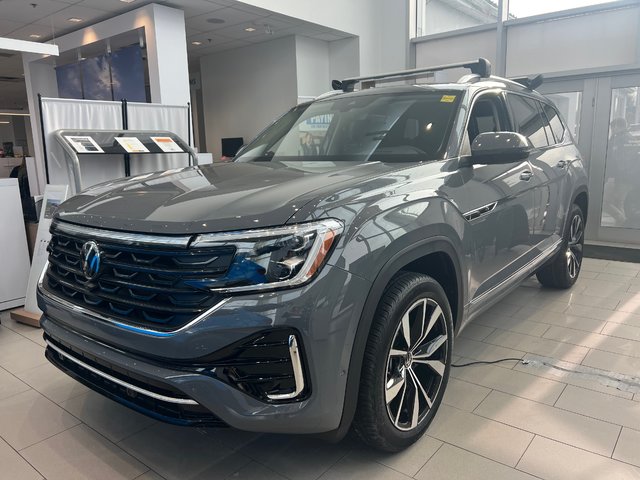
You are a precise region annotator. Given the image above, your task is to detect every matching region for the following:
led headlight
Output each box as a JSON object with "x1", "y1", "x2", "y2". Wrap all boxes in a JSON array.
[{"x1": 191, "y1": 219, "x2": 343, "y2": 293}]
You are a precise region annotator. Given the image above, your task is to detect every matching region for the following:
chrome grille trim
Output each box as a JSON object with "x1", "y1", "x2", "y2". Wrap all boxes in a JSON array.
[
  {"x1": 46, "y1": 340, "x2": 198, "y2": 405},
  {"x1": 52, "y1": 221, "x2": 192, "y2": 248}
]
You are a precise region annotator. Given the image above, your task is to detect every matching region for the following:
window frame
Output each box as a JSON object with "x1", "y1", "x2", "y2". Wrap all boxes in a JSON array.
[
  {"x1": 459, "y1": 88, "x2": 513, "y2": 157},
  {"x1": 505, "y1": 91, "x2": 558, "y2": 150},
  {"x1": 539, "y1": 100, "x2": 567, "y2": 145}
]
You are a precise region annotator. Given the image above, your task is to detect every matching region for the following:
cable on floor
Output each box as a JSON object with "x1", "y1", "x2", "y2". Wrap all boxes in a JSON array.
[{"x1": 451, "y1": 358, "x2": 525, "y2": 368}]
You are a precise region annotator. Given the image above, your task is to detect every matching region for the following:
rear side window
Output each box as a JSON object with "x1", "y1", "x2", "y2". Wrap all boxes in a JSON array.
[
  {"x1": 507, "y1": 94, "x2": 550, "y2": 148},
  {"x1": 540, "y1": 102, "x2": 566, "y2": 143}
]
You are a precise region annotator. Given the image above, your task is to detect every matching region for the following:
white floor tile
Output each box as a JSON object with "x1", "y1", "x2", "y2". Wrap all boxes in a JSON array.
[
  {"x1": 415, "y1": 443, "x2": 537, "y2": 480},
  {"x1": 613, "y1": 427, "x2": 640, "y2": 468},
  {"x1": 21, "y1": 424, "x2": 147, "y2": 480},
  {"x1": 518, "y1": 436, "x2": 640, "y2": 480},
  {"x1": 0, "y1": 437, "x2": 42, "y2": 480},
  {"x1": 16, "y1": 362, "x2": 89, "y2": 404},
  {"x1": 474, "y1": 390, "x2": 621, "y2": 456},
  {"x1": 0, "y1": 389, "x2": 80, "y2": 450}
]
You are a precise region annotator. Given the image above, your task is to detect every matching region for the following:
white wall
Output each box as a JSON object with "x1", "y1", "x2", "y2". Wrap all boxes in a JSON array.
[
  {"x1": 200, "y1": 36, "x2": 298, "y2": 159},
  {"x1": 506, "y1": 6, "x2": 639, "y2": 76},
  {"x1": 329, "y1": 37, "x2": 360, "y2": 80},
  {"x1": 237, "y1": 0, "x2": 409, "y2": 76},
  {"x1": 415, "y1": 29, "x2": 497, "y2": 81},
  {"x1": 295, "y1": 36, "x2": 330, "y2": 98}
]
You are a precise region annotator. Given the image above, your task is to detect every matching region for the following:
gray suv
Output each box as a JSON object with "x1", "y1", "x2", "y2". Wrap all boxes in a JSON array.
[{"x1": 38, "y1": 59, "x2": 588, "y2": 451}]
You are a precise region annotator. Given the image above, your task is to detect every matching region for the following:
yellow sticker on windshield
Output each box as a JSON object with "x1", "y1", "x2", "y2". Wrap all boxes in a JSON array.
[{"x1": 440, "y1": 95, "x2": 456, "y2": 103}]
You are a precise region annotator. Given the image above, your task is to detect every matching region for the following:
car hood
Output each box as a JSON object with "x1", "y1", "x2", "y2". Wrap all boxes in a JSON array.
[{"x1": 55, "y1": 161, "x2": 405, "y2": 234}]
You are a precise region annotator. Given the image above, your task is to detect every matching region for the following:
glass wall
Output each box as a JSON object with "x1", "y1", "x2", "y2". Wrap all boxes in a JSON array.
[
  {"x1": 601, "y1": 86, "x2": 640, "y2": 229},
  {"x1": 508, "y1": 0, "x2": 619, "y2": 19}
]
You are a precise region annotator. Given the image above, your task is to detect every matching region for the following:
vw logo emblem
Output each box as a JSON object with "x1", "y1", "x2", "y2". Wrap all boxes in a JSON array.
[{"x1": 80, "y1": 241, "x2": 102, "y2": 280}]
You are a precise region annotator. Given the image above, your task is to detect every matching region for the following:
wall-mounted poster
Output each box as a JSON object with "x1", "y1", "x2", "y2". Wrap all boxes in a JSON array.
[
  {"x1": 111, "y1": 44, "x2": 147, "y2": 102},
  {"x1": 115, "y1": 136, "x2": 149, "y2": 153},
  {"x1": 55, "y1": 63, "x2": 82, "y2": 99},
  {"x1": 81, "y1": 54, "x2": 112, "y2": 101},
  {"x1": 64, "y1": 135, "x2": 104, "y2": 154},
  {"x1": 151, "y1": 136, "x2": 183, "y2": 153}
]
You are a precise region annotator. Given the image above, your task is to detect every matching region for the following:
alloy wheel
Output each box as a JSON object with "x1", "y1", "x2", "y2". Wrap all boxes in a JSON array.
[
  {"x1": 567, "y1": 213, "x2": 584, "y2": 279},
  {"x1": 385, "y1": 298, "x2": 448, "y2": 431}
]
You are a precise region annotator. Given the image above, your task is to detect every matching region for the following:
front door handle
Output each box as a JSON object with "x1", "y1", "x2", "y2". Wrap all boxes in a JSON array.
[
  {"x1": 557, "y1": 160, "x2": 569, "y2": 169},
  {"x1": 520, "y1": 170, "x2": 533, "y2": 181}
]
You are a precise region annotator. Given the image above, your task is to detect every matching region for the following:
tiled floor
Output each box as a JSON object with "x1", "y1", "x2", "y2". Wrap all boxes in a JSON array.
[{"x1": 2, "y1": 257, "x2": 640, "y2": 479}]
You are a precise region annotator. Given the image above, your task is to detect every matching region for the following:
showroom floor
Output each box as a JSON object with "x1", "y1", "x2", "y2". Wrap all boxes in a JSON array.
[{"x1": 1, "y1": 257, "x2": 640, "y2": 480}]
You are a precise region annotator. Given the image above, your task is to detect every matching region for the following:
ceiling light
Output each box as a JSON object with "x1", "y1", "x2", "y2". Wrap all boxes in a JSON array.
[
  {"x1": 67, "y1": 17, "x2": 83, "y2": 23},
  {"x1": 0, "y1": 113, "x2": 29, "y2": 116},
  {"x1": 119, "y1": 0, "x2": 136, "y2": 3},
  {"x1": 0, "y1": 121, "x2": 10, "y2": 124},
  {"x1": 207, "y1": 18, "x2": 225, "y2": 24},
  {"x1": 244, "y1": 27, "x2": 256, "y2": 32},
  {"x1": 192, "y1": 41, "x2": 202, "y2": 46},
  {"x1": 29, "y1": 34, "x2": 41, "y2": 39}
]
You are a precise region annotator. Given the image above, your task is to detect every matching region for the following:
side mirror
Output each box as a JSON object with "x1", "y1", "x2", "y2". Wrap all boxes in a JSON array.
[{"x1": 470, "y1": 132, "x2": 532, "y2": 164}]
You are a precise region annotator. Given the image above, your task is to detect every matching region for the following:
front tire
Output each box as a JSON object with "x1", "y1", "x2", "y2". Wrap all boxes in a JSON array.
[
  {"x1": 353, "y1": 272, "x2": 453, "y2": 452},
  {"x1": 536, "y1": 203, "x2": 585, "y2": 289}
]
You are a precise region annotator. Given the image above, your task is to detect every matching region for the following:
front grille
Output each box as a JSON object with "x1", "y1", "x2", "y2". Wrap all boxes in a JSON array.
[{"x1": 43, "y1": 222, "x2": 233, "y2": 331}]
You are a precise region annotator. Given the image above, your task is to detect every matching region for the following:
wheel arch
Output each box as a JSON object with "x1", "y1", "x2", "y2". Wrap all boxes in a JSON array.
[{"x1": 325, "y1": 236, "x2": 465, "y2": 441}]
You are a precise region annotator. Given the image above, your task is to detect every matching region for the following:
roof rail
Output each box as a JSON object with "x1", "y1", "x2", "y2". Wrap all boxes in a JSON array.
[
  {"x1": 510, "y1": 74, "x2": 544, "y2": 90},
  {"x1": 331, "y1": 57, "x2": 492, "y2": 92}
]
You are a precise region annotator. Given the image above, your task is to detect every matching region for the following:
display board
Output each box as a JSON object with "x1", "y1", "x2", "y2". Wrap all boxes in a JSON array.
[
  {"x1": 0, "y1": 179, "x2": 30, "y2": 311},
  {"x1": 22, "y1": 184, "x2": 69, "y2": 319},
  {"x1": 39, "y1": 97, "x2": 192, "y2": 194},
  {"x1": 53, "y1": 129, "x2": 196, "y2": 192}
]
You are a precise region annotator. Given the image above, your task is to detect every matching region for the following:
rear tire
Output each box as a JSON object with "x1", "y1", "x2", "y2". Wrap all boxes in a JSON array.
[
  {"x1": 353, "y1": 272, "x2": 453, "y2": 452},
  {"x1": 536, "y1": 204, "x2": 585, "y2": 289}
]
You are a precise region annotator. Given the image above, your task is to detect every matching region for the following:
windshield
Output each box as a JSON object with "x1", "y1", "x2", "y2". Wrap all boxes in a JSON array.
[{"x1": 235, "y1": 91, "x2": 462, "y2": 163}]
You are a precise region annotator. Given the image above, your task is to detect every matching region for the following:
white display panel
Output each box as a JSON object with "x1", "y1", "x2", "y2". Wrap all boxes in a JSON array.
[
  {"x1": 23, "y1": 184, "x2": 70, "y2": 315},
  {"x1": 0, "y1": 179, "x2": 30, "y2": 310}
]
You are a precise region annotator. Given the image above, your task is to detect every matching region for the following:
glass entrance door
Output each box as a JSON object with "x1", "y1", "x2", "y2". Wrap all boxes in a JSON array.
[{"x1": 593, "y1": 74, "x2": 640, "y2": 245}]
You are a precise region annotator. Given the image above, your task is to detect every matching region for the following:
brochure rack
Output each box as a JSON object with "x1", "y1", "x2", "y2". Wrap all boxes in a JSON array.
[{"x1": 53, "y1": 129, "x2": 198, "y2": 192}]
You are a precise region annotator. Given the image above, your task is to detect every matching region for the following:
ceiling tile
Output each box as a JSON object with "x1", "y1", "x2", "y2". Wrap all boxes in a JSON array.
[
  {"x1": 0, "y1": 0, "x2": 70, "y2": 23},
  {"x1": 74, "y1": 0, "x2": 139, "y2": 13},
  {"x1": 33, "y1": 5, "x2": 112, "y2": 32},
  {"x1": 185, "y1": 6, "x2": 267, "y2": 32},
  {"x1": 0, "y1": 19, "x2": 22, "y2": 36},
  {"x1": 161, "y1": 0, "x2": 227, "y2": 18},
  {"x1": 4, "y1": 23, "x2": 57, "y2": 41}
]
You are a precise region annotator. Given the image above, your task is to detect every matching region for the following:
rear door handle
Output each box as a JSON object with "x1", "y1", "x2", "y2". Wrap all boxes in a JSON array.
[{"x1": 520, "y1": 170, "x2": 533, "y2": 181}]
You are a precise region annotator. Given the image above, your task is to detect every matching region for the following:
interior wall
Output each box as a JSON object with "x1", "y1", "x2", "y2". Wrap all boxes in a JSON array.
[
  {"x1": 329, "y1": 37, "x2": 360, "y2": 81},
  {"x1": 295, "y1": 36, "x2": 330, "y2": 98},
  {"x1": 415, "y1": 29, "x2": 497, "y2": 81},
  {"x1": 237, "y1": 0, "x2": 409, "y2": 76},
  {"x1": 200, "y1": 36, "x2": 298, "y2": 159},
  {"x1": 505, "y1": 6, "x2": 640, "y2": 76}
]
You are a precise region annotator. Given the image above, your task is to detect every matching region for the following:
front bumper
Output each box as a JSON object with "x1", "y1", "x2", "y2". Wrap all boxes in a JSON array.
[{"x1": 38, "y1": 264, "x2": 370, "y2": 434}]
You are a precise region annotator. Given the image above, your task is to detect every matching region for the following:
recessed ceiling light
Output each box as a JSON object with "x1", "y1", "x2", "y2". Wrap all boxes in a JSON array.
[
  {"x1": 68, "y1": 17, "x2": 83, "y2": 23},
  {"x1": 29, "y1": 34, "x2": 41, "y2": 39},
  {"x1": 192, "y1": 41, "x2": 202, "y2": 46},
  {"x1": 207, "y1": 18, "x2": 225, "y2": 24},
  {"x1": 0, "y1": 121, "x2": 10, "y2": 124},
  {"x1": 244, "y1": 27, "x2": 256, "y2": 32},
  {"x1": 119, "y1": 0, "x2": 136, "y2": 3}
]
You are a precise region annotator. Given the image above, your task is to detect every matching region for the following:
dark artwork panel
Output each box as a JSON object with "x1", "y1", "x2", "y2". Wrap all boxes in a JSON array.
[
  {"x1": 55, "y1": 63, "x2": 82, "y2": 99},
  {"x1": 81, "y1": 55, "x2": 113, "y2": 101},
  {"x1": 111, "y1": 45, "x2": 147, "y2": 102}
]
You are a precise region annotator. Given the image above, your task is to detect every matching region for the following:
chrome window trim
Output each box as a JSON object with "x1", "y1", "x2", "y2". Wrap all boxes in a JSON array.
[
  {"x1": 266, "y1": 334, "x2": 306, "y2": 401},
  {"x1": 52, "y1": 221, "x2": 192, "y2": 248},
  {"x1": 46, "y1": 340, "x2": 198, "y2": 405},
  {"x1": 38, "y1": 282, "x2": 229, "y2": 338}
]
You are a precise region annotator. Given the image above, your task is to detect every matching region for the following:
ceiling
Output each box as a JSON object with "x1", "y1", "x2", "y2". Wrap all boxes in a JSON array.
[
  {"x1": 0, "y1": 0, "x2": 351, "y2": 109},
  {"x1": 0, "y1": 0, "x2": 352, "y2": 61}
]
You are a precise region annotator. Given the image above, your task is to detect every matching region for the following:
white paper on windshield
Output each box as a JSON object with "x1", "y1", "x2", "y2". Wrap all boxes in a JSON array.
[
  {"x1": 115, "y1": 136, "x2": 149, "y2": 153},
  {"x1": 151, "y1": 136, "x2": 183, "y2": 153},
  {"x1": 64, "y1": 135, "x2": 104, "y2": 154}
]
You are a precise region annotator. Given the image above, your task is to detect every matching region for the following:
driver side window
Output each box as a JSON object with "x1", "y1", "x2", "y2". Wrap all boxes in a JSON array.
[{"x1": 462, "y1": 94, "x2": 510, "y2": 156}]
